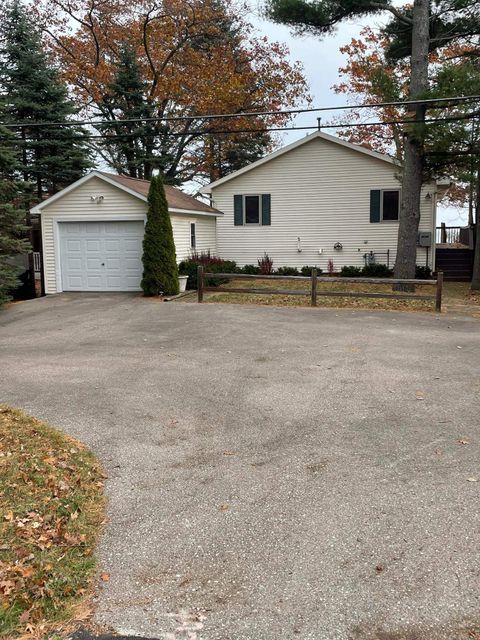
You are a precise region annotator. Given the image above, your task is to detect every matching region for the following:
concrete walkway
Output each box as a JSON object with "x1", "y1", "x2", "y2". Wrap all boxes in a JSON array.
[{"x1": 1, "y1": 295, "x2": 479, "y2": 640}]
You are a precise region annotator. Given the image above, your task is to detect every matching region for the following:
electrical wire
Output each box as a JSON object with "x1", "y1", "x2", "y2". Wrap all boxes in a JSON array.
[
  {"x1": 0, "y1": 109, "x2": 479, "y2": 145},
  {"x1": 0, "y1": 94, "x2": 479, "y2": 130}
]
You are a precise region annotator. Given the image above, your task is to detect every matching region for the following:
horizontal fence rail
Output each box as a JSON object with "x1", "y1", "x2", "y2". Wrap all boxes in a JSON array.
[{"x1": 196, "y1": 266, "x2": 443, "y2": 312}]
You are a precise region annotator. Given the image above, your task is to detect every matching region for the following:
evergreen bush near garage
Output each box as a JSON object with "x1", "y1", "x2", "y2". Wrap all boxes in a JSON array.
[
  {"x1": 178, "y1": 252, "x2": 237, "y2": 289},
  {"x1": 141, "y1": 175, "x2": 179, "y2": 296}
]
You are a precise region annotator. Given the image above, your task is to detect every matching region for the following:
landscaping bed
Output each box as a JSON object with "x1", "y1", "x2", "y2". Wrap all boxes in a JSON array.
[{"x1": 0, "y1": 406, "x2": 105, "y2": 638}]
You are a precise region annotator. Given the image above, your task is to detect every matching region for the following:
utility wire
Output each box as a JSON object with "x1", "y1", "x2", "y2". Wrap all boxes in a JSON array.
[
  {"x1": 1, "y1": 109, "x2": 479, "y2": 144},
  {"x1": 0, "y1": 94, "x2": 479, "y2": 130}
]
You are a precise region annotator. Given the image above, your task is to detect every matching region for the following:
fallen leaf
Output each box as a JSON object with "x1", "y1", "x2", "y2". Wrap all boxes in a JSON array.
[
  {"x1": 375, "y1": 564, "x2": 384, "y2": 573},
  {"x1": 458, "y1": 439, "x2": 470, "y2": 445},
  {"x1": 219, "y1": 504, "x2": 229, "y2": 511},
  {"x1": 100, "y1": 572, "x2": 110, "y2": 582}
]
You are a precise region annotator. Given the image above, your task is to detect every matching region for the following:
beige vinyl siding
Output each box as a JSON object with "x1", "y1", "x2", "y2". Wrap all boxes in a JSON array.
[
  {"x1": 40, "y1": 176, "x2": 216, "y2": 293},
  {"x1": 211, "y1": 136, "x2": 436, "y2": 271},
  {"x1": 171, "y1": 215, "x2": 217, "y2": 261}
]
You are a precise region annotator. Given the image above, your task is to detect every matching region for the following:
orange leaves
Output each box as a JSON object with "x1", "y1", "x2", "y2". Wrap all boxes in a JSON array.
[
  {"x1": 0, "y1": 406, "x2": 105, "y2": 636},
  {"x1": 35, "y1": 0, "x2": 309, "y2": 142}
]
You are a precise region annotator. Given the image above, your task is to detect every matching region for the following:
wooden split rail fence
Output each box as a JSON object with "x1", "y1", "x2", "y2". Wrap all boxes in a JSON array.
[{"x1": 197, "y1": 266, "x2": 444, "y2": 312}]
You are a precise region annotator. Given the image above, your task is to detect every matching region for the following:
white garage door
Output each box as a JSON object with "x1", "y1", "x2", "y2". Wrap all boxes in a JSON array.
[{"x1": 59, "y1": 221, "x2": 144, "y2": 291}]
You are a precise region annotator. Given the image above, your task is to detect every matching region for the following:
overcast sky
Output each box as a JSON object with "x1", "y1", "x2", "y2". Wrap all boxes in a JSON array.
[{"x1": 247, "y1": 3, "x2": 467, "y2": 225}]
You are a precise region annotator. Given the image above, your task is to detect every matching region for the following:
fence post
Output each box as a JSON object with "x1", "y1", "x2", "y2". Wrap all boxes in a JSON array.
[
  {"x1": 435, "y1": 271, "x2": 443, "y2": 312},
  {"x1": 311, "y1": 268, "x2": 317, "y2": 307},
  {"x1": 197, "y1": 265, "x2": 204, "y2": 303},
  {"x1": 440, "y1": 222, "x2": 447, "y2": 244}
]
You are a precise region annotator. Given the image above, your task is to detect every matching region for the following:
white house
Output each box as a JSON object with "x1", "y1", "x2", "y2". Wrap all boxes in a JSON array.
[
  {"x1": 31, "y1": 171, "x2": 221, "y2": 294},
  {"x1": 201, "y1": 131, "x2": 440, "y2": 272},
  {"x1": 32, "y1": 132, "x2": 444, "y2": 295}
]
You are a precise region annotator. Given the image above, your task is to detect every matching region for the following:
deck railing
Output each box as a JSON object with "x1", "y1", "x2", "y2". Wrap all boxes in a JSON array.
[{"x1": 436, "y1": 224, "x2": 471, "y2": 245}]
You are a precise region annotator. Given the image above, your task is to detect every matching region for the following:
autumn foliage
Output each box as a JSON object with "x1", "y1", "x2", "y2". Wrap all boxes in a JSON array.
[
  {"x1": 0, "y1": 406, "x2": 105, "y2": 637},
  {"x1": 32, "y1": 0, "x2": 310, "y2": 182}
]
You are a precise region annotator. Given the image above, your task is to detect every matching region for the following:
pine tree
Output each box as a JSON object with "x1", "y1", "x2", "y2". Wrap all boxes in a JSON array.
[
  {"x1": 0, "y1": 0, "x2": 90, "y2": 199},
  {"x1": 141, "y1": 176, "x2": 179, "y2": 297},
  {"x1": 0, "y1": 126, "x2": 30, "y2": 305},
  {"x1": 97, "y1": 44, "x2": 156, "y2": 180}
]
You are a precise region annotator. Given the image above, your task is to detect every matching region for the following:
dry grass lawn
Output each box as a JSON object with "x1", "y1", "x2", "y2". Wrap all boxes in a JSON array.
[
  {"x1": 0, "y1": 406, "x2": 105, "y2": 638},
  {"x1": 190, "y1": 278, "x2": 480, "y2": 314}
]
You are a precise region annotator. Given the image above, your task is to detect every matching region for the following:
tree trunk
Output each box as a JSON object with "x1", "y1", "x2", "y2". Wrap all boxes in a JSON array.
[
  {"x1": 394, "y1": 0, "x2": 430, "y2": 283},
  {"x1": 471, "y1": 167, "x2": 480, "y2": 290}
]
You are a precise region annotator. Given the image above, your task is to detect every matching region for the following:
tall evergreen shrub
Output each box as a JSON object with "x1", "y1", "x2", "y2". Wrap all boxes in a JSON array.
[{"x1": 141, "y1": 175, "x2": 179, "y2": 296}]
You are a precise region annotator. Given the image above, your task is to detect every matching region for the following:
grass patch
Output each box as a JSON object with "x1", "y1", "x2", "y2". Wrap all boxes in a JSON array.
[
  {"x1": 0, "y1": 406, "x2": 105, "y2": 638},
  {"x1": 202, "y1": 278, "x2": 436, "y2": 312}
]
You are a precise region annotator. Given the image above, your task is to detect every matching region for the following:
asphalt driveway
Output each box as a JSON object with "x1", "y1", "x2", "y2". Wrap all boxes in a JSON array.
[{"x1": 1, "y1": 295, "x2": 479, "y2": 640}]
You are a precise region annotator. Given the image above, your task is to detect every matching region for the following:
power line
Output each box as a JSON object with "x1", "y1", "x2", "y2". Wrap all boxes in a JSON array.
[
  {"x1": 0, "y1": 94, "x2": 479, "y2": 130},
  {"x1": 0, "y1": 109, "x2": 479, "y2": 144}
]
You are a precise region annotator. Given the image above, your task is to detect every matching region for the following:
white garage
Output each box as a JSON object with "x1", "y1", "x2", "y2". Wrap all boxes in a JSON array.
[
  {"x1": 31, "y1": 171, "x2": 222, "y2": 294},
  {"x1": 59, "y1": 221, "x2": 144, "y2": 291}
]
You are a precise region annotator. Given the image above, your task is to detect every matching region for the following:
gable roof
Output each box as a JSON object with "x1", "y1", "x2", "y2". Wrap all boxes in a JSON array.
[
  {"x1": 200, "y1": 130, "x2": 399, "y2": 193},
  {"x1": 31, "y1": 170, "x2": 222, "y2": 216}
]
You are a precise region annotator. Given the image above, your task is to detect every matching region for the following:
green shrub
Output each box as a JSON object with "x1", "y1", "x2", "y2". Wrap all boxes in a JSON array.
[
  {"x1": 415, "y1": 265, "x2": 432, "y2": 279},
  {"x1": 141, "y1": 175, "x2": 179, "y2": 296},
  {"x1": 276, "y1": 266, "x2": 300, "y2": 276},
  {"x1": 361, "y1": 263, "x2": 393, "y2": 278},
  {"x1": 178, "y1": 253, "x2": 237, "y2": 289},
  {"x1": 300, "y1": 266, "x2": 322, "y2": 276},
  {"x1": 340, "y1": 265, "x2": 363, "y2": 277},
  {"x1": 243, "y1": 264, "x2": 260, "y2": 275}
]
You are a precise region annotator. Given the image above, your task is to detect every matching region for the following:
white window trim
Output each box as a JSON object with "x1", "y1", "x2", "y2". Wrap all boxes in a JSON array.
[
  {"x1": 243, "y1": 194, "x2": 262, "y2": 226},
  {"x1": 380, "y1": 189, "x2": 401, "y2": 222}
]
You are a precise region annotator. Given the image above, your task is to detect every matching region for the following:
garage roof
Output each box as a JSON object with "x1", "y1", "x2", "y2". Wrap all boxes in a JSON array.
[
  {"x1": 31, "y1": 170, "x2": 222, "y2": 216},
  {"x1": 100, "y1": 172, "x2": 220, "y2": 214}
]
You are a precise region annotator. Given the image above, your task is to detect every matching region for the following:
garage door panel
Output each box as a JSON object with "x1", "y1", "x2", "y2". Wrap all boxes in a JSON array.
[
  {"x1": 67, "y1": 258, "x2": 82, "y2": 270},
  {"x1": 125, "y1": 239, "x2": 142, "y2": 251},
  {"x1": 60, "y1": 221, "x2": 144, "y2": 291},
  {"x1": 66, "y1": 239, "x2": 82, "y2": 251},
  {"x1": 86, "y1": 258, "x2": 103, "y2": 270},
  {"x1": 86, "y1": 240, "x2": 101, "y2": 251},
  {"x1": 86, "y1": 223, "x2": 102, "y2": 233}
]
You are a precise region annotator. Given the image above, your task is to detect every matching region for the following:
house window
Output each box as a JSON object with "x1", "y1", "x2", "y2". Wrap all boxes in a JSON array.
[
  {"x1": 190, "y1": 222, "x2": 196, "y2": 249},
  {"x1": 234, "y1": 194, "x2": 271, "y2": 226},
  {"x1": 381, "y1": 190, "x2": 400, "y2": 221},
  {"x1": 244, "y1": 195, "x2": 261, "y2": 224}
]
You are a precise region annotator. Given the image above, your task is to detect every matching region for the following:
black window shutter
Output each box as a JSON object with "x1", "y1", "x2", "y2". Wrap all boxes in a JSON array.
[
  {"x1": 261, "y1": 194, "x2": 271, "y2": 225},
  {"x1": 370, "y1": 190, "x2": 381, "y2": 223},
  {"x1": 234, "y1": 195, "x2": 243, "y2": 225}
]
